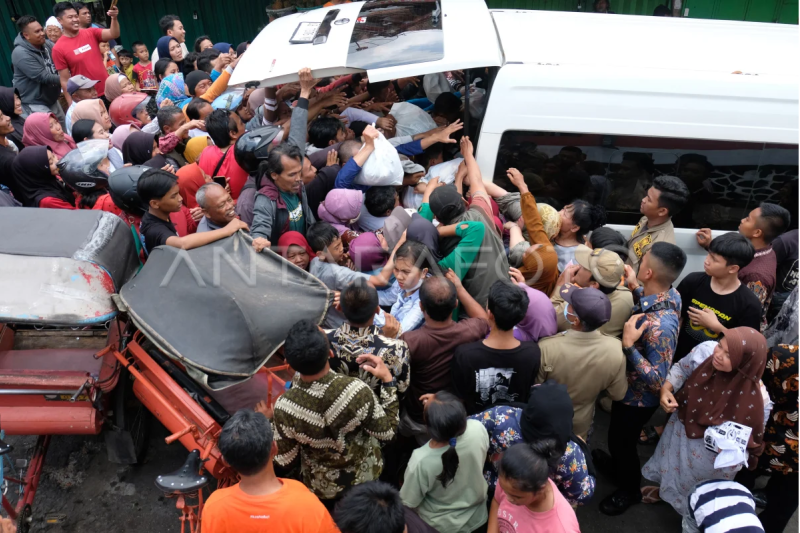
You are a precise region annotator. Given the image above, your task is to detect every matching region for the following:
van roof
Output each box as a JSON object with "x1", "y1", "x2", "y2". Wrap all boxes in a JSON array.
[{"x1": 491, "y1": 10, "x2": 799, "y2": 77}]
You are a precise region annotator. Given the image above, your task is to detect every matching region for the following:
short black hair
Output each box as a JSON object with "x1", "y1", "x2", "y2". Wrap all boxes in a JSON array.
[
  {"x1": 367, "y1": 81, "x2": 390, "y2": 100},
  {"x1": 334, "y1": 481, "x2": 406, "y2": 533},
  {"x1": 647, "y1": 242, "x2": 686, "y2": 285},
  {"x1": 154, "y1": 58, "x2": 177, "y2": 83},
  {"x1": 205, "y1": 109, "x2": 234, "y2": 148},
  {"x1": 118, "y1": 49, "x2": 133, "y2": 59},
  {"x1": 340, "y1": 279, "x2": 379, "y2": 326},
  {"x1": 432, "y1": 92, "x2": 461, "y2": 119},
  {"x1": 156, "y1": 106, "x2": 184, "y2": 134},
  {"x1": 53, "y1": 2, "x2": 77, "y2": 18},
  {"x1": 260, "y1": 143, "x2": 303, "y2": 188},
  {"x1": 137, "y1": 169, "x2": 177, "y2": 204},
  {"x1": 417, "y1": 143, "x2": 444, "y2": 169},
  {"x1": 16, "y1": 15, "x2": 38, "y2": 33},
  {"x1": 306, "y1": 222, "x2": 340, "y2": 253},
  {"x1": 283, "y1": 319, "x2": 330, "y2": 376},
  {"x1": 193, "y1": 35, "x2": 212, "y2": 53},
  {"x1": 364, "y1": 186, "x2": 397, "y2": 217},
  {"x1": 588, "y1": 226, "x2": 628, "y2": 262},
  {"x1": 218, "y1": 410, "x2": 273, "y2": 477},
  {"x1": 652, "y1": 175, "x2": 690, "y2": 216},
  {"x1": 159, "y1": 15, "x2": 181, "y2": 35},
  {"x1": 182, "y1": 52, "x2": 199, "y2": 75},
  {"x1": 488, "y1": 280, "x2": 530, "y2": 331},
  {"x1": 196, "y1": 55, "x2": 214, "y2": 74},
  {"x1": 72, "y1": 2, "x2": 88, "y2": 12},
  {"x1": 395, "y1": 240, "x2": 433, "y2": 271},
  {"x1": 757, "y1": 202, "x2": 791, "y2": 243},
  {"x1": 338, "y1": 140, "x2": 362, "y2": 165},
  {"x1": 349, "y1": 121, "x2": 368, "y2": 139},
  {"x1": 568, "y1": 200, "x2": 606, "y2": 239},
  {"x1": 309, "y1": 117, "x2": 345, "y2": 149},
  {"x1": 185, "y1": 98, "x2": 211, "y2": 121},
  {"x1": 708, "y1": 232, "x2": 754, "y2": 269},
  {"x1": 419, "y1": 276, "x2": 457, "y2": 322},
  {"x1": 131, "y1": 41, "x2": 146, "y2": 52}
]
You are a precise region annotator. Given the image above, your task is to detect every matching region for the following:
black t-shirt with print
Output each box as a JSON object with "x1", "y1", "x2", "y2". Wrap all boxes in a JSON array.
[
  {"x1": 451, "y1": 340, "x2": 541, "y2": 415},
  {"x1": 675, "y1": 272, "x2": 762, "y2": 362},
  {"x1": 140, "y1": 212, "x2": 177, "y2": 256}
]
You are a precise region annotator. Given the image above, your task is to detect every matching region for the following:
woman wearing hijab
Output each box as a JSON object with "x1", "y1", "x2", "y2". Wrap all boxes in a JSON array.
[
  {"x1": 469, "y1": 380, "x2": 596, "y2": 505},
  {"x1": 183, "y1": 136, "x2": 208, "y2": 164},
  {"x1": 70, "y1": 118, "x2": 124, "y2": 171},
  {"x1": 277, "y1": 231, "x2": 314, "y2": 271},
  {"x1": 317, "y1": 188, "x2": 363, "y2": 236},
  {"x1": 0, "y1": 87, "x2": 25, "y2": 151},
  {"x1": 176, "y1": 163, "x2": 206, "y2": 210},
  {"x1": 157, "y1": 36, "x2": 184, "y2": 73},
  {"x1": 11, "y1": 145, "x2": 75, "y2": 208},
  {"x1": 122, "y1": 131, "x2": 158, "y2": 165},
  {"x1": 212, "y1": 42, "x2": 234, "y2": 56},
  {"x1": 235, "y1": 42, "x2": 249, "y2": 57},
  {"x1": 641, "y1": 327, "x2": 770, "y2": 514},
  {"x1": 104, "y1": 73, "x2": 135, "y2": 103},
  {"x1": 71, "y1": 99, "x2": 113, "y2": 131},
  {"x1": 111, "y1": 124, "x2": 140, "y2": 152},
  {"x1": 22, "y1": 112, "x2": 76, "y2": 159}
]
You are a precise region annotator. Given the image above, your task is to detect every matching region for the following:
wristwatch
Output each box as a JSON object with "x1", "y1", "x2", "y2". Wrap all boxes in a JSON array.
[{"x1": 382, "y1": 379, "x2": 397, "y2": 389}]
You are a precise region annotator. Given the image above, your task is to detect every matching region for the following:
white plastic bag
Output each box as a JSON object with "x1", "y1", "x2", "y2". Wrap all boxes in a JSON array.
[
  {"x1": 390, "y1": 102, "x2": 438, "y2": 138},
  {"x1": 403, "y1": 158, "x2": 465, "y2": 209},
  {"x1": 468, "y1": 87, "x2": 487, "y2": 119},
  {"x1": 355, "y1": 132, "x2": 404, "y2": 187}
]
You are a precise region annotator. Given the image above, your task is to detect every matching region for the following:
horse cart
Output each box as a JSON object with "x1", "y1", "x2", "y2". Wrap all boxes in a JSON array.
[{"x1": 0, "y1": 208, "x2": 330, "y2": 532}]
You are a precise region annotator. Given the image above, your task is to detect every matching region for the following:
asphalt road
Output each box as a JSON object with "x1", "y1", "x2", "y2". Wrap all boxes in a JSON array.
[{"x1": 5, "y1": 409, "x2": 798, "y2": 532}]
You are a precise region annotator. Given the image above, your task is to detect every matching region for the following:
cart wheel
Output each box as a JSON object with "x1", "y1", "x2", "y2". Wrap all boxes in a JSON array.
[
  {"x1": 114, "y1": 368, "x2": 152, "y2": 464},
  {"x1": 16, "y1": 503, "x2": 31, "y2": 533}
]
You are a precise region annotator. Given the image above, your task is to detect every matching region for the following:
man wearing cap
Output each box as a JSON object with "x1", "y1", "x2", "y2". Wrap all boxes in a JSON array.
[
  {"x1": 550, "y1": 245, "x2": 633, "y2": 338},
  {"x1": 536, "y1": 284, "x2": 628, "y2": 441},
  {"x1": 64, "y1": 75, "x2": 99, "y2": 135},
  {"x1": 12, "y1": 15, "x2": 65, "y2": 127}
]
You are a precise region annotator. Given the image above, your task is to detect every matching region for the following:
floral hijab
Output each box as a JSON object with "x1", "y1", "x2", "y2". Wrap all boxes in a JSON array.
[{"x1": 156, "y1": 73, "x2": 189, "y2": 109}]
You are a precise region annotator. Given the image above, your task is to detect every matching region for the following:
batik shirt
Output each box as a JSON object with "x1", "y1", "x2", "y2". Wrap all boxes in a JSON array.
[
  {"x1": 468, "y1": 406, "x2": 595, "y2": 505},
  {"x1": 622, "y1": 286, "x2": 681, "y2": 407},
  {"x1": 273, "y1": 371, "x2": 399, "y2": 500},
  {"x1": 761, "y1": 344, "x2": 798, "y2": 475},
  {"x1": 327, "y1": 324, "x2": 410, "y2": 395}
]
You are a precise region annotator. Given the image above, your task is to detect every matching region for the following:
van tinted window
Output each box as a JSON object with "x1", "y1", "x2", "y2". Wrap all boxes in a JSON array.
[{"x1": 494, "y1": 131, "x2": 798, "y2": 231}]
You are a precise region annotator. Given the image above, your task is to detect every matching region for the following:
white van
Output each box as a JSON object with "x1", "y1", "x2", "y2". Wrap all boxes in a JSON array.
[{"x1": 233, "y1": 0, "x2": 799, "y2": 278}]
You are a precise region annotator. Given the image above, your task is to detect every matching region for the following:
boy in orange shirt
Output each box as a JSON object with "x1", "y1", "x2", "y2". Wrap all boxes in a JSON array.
[{"x1": 202, "y1": 410, "x2": 338, "y2": 533}]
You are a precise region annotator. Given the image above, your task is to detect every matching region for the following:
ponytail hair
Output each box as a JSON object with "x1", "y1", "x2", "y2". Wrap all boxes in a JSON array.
[
  {"x1": 498, "y1": 439, "x2": 561, "y2": 494},
  {"x1": 569, "y1": 200, "x2": 607, "y2": 240},
  {"x1": 424, "y1": 391, "x2": 467, "y2": 488}
]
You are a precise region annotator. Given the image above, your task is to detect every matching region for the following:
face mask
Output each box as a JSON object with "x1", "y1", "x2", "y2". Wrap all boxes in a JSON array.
[
  {"x1": 563, "y1": 305, "x2": 576, "y2": 326},
  {"x1": 405, "y1": 277, "x2": 424, "y2": 292}
]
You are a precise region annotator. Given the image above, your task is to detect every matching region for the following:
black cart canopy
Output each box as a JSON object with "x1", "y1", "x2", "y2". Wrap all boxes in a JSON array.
[
  {"x1": 119, "y1": 232, "x2": 331, "y2": 389},
  {"x1": 0, "y1": 208, "x2": 139, "y2": 325}
]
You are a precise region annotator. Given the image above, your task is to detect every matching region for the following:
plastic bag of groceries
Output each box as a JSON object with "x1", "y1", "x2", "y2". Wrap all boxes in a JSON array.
[
  {"x1": 403, "y1": 158, "x2": 465, "y2": 209},
  {"x1": 355, "y1": 132, "x2": 404, "y2": 187},
  {"x1": 390, "y1": 102, "x2": 438, "y2": 137}
]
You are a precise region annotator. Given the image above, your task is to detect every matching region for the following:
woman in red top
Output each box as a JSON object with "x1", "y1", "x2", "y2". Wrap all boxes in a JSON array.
[{"x1": 11, "y1": 146, "x2": 75, "y2": 209}]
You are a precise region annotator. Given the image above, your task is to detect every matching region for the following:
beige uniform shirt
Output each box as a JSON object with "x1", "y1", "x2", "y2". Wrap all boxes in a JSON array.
[
  {"x1": 625, "y1": 216, "x2": 676, "y2": 269},
  {"x1": 536, "y1": 330, "x2": 628, "y2": 440},
  {"x1": 551, "y1": 285, "x2": 634, "y2": 338}
]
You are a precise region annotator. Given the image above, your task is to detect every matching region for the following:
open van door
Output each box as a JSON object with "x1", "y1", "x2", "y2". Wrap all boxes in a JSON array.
[{"x1": 230, "y1": 0, "x2": 504, "y2": 87}]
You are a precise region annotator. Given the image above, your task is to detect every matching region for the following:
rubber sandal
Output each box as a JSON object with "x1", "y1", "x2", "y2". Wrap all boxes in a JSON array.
[{"x1": 641, "y1": 486, "x2": 662, "y2": 504}]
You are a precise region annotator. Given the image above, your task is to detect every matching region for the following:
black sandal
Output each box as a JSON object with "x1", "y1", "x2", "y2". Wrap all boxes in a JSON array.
[{"x1": 639, "y1": 425, "x2": 660, "y2": 445}]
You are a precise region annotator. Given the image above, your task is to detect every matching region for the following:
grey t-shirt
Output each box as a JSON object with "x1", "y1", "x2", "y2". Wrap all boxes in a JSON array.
[{"x1": 310, "y1": 257, "x2": 370, "y2": 329}]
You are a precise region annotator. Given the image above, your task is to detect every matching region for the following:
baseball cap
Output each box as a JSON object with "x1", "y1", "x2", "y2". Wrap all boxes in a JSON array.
[
  {"x1": 67, "y1": 75, "x2": 99, "y2": 95},
  {"x1": 401, "y1": 159, "x2": 425, "y2": 175},
  {"x1": 559, "y1": 283, "x2": 611, "y2": 330},
  {"x1": 574, "y1": 245, "x2": 624, "y2": 288},
  {"x1": 382, "y1": 206, "x2": 412, "y2": 251}
]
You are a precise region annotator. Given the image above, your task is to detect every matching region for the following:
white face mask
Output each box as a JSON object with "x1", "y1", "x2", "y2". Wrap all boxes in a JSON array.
[{"x1": 406, "y1": 278, "x2": 424, "y2": 292}]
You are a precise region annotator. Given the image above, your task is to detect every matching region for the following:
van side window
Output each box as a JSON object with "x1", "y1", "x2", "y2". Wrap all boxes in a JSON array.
[{"x1": 494, "y1": 131, "x2": 798, "y2": 231}]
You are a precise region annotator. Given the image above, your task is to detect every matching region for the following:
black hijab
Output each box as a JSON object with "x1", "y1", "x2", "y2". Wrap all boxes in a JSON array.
[
  {"x1": 407, "y1": 213, "x2": 442, "y2": 263},
  {"x1": 519, "y1": 380, "x2": 595, "y2": 476},
  {"x1": 0, "y1": 87, "x2": 26, "y2": 151},
  {"x1": 122, "y1": 131, "x2": 156, "y2": 165},
  {"x1": 11, "y1": 146, "x2": 75, "y2": 207}
]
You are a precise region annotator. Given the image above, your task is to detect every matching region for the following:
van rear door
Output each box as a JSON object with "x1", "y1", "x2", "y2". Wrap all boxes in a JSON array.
[{"x1": 230, "y1": 0, "x2": 504, "y2": 87}]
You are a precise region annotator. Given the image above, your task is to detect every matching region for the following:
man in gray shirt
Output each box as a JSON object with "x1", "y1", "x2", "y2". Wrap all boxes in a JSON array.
[
  {"x1": 196, "y1": 183, "x2": 236, "y2": 233},
  {"x1": 12, "y1": 15, "x2": 65, "y2": 126}
]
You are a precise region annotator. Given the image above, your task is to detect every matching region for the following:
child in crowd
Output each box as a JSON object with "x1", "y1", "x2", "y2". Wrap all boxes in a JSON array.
[
  {"x1": 132, "y1": 41, "x2": 158, "y2": 93},
  {"x1": 117, "y1": 49, "x2": 137, "y2": 89}
]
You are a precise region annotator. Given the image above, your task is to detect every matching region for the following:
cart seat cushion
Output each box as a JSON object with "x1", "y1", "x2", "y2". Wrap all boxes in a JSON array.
[{"x1": 0, "y1": 349, "x2": 104, "y2": 375}]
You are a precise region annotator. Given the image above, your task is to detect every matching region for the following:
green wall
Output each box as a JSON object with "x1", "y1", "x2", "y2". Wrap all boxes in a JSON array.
[{"x1": 1, "y1": 0, "x2": 272, "y2": 87}]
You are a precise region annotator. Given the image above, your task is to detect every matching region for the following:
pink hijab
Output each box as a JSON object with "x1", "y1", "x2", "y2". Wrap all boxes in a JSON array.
[
  {"x1": 513, "y1": 282, "x2": 558, "y2": 342},
  {"x1": 317, "y1": 189, "x2": 363, "y2": 234},
  {"x1": 111, "y1": 124, "x2": 140, "y2": 151},
  {"x1": 104, "y1": 73, "x2": 128, "y2": 102},
  {"x1": 22, "y1": 112, "x2": 76, "y2": 159}
]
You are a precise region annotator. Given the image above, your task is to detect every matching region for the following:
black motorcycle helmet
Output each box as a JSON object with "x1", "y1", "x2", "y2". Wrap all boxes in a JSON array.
[
  {"x1": 234, "y1": 126, "x2": 281, "y2": 175},
  {"x1": 108, "y1": 165, "x2": 149, "y2": 216},
  {"x1": 57, "y1": 140, "x2": 111, "y2": 194}
]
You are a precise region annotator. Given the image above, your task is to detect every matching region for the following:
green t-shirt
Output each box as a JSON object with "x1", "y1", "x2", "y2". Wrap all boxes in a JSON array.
[{"x1": 280, "y1": 191, "x2": 304, "y2": 233}]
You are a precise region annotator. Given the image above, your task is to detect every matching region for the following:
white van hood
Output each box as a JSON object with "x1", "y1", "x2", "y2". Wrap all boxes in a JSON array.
[{"x1": 230, "y1": 0, "x2": 503, "y2": 87}]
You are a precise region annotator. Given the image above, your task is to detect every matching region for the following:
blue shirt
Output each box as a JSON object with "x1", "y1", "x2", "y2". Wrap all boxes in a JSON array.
[
  {"x1": 621, "y1": 286, "x2": 681, "y2": 407},
  {"x1": 334, "y1": 139, "x2": 425, "y2": 191},
  {"x1": 372, "y1": 281, "x2": 424, "y2": 336},
  {"x1": 468, "y1": 406, "x2": 595, "y2": 505}
]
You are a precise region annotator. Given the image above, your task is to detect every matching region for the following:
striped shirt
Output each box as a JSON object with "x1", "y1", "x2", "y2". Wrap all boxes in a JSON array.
[{"x1": 688, "y1": 480, "x2": 764, "y2": 533}]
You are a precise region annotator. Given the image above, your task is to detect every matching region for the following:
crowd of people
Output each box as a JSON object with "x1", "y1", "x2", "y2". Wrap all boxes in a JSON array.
[{"x1": 0, "y1": 3, "x2": 797, "y2": 533}]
